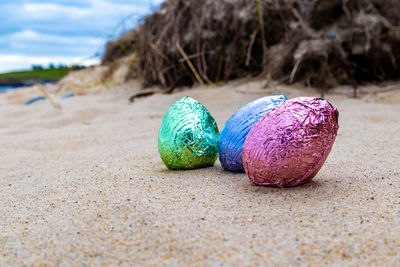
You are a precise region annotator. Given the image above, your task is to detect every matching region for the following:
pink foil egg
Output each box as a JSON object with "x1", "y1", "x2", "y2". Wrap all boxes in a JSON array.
[{"x1": 242, "y1": 97, "x2": 339, "y2": 188}]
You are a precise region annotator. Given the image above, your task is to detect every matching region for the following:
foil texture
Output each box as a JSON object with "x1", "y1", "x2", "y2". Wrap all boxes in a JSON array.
[
  {"x1": 218, "y1": 95, "x2": 287, "y2": 172},
  {"x1": 243, "y1": 97, "x2": 339, "y2": 187},
  {"x1": 158, "y1": 96, "x2": 219, "y2": 170}
]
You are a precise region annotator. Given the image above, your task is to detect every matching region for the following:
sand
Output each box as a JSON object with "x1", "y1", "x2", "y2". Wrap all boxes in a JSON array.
[{"x1": 0, "y1": 79, "x2": 399, "y2": 265}]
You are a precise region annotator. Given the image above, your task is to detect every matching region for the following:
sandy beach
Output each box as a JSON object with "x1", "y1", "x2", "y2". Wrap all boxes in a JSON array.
[{"x1": 0, "y1": 80, "x2": 399, "y2": 265}]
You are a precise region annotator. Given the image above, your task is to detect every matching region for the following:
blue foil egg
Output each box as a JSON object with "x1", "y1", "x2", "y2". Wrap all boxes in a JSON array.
[{"x1": 218, "y1": 95, "x2": 287, "y2": 172}]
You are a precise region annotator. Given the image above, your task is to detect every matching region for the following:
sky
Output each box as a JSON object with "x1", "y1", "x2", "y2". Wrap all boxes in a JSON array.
[{"x1": 0, "y1": 0, "x2": 164, "y2": 73}]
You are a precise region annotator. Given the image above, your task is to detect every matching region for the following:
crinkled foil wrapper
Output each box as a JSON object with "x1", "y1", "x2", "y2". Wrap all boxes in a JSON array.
[
  {"x1": 218, "y1": 95, "x2": 287, "y2": 173},
  {"x1": 243, "y1": 97, "x2": 339, "y2": 187},
  {"x1": 158, "y1": 97, "x2": 219, "y2": 170}
]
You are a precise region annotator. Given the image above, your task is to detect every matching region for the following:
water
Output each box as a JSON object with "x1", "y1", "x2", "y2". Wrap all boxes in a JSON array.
[{"x1": 0, "y1": 85, "x2": 15, "y2": 92}]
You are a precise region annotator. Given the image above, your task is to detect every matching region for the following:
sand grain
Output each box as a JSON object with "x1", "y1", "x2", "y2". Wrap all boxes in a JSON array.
[{"x1": 0, "y1": 80, "x2": 399, "y2": 265}]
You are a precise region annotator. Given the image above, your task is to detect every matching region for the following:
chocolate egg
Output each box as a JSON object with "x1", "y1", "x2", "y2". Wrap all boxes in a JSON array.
[
  {"x1": 158, "y1": 97, "x2": 219, "y2": 170},
  {"x1": 243, "y1": 97, "x2": 339, "y2": 187},
  {"x1": 218, "y1": 95, "x2": 287, "y2": 172}
]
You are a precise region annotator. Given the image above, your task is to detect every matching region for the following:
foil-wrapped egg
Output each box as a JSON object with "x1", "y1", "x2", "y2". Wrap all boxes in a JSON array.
[
  {"x1": 243, "y1": 97, "x2": 339, "y2": 187},
  {"x1": 158, "y1": 96, "x2": 219, "y2": 170},
  {"x1": 218, "y1": 95, "x2": 287, "y2": 172}
]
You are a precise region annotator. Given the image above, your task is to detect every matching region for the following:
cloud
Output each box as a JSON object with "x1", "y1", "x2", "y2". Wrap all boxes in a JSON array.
[
  {"x1": 22, "y1": 3, "x2": 91, "y2": 20},
  {"x1": 21, "y1": 0, "x2": 149, "y2": 22},
  {"x1": 11, "y1": 30, "x2": 103, "y2": 46},
  {"x1": 0, "y1": 30, "x2": 104, "y2": 59},
  {"x1": 0, "y1": 54, "x2": 99, "y2": 73},
  {"x1": 0, "y1": 0, "x2": 164, "y2": 72}
]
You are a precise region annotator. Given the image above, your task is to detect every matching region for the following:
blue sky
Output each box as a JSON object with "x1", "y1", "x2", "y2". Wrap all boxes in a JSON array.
[{"x1": 0, "y1": 0, "x2": 163, "y2": 73}]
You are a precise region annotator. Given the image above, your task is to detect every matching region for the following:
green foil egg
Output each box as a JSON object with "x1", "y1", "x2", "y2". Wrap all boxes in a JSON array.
[{"x1": 158, "y1": 97, "x2": 219, "y2": 170}]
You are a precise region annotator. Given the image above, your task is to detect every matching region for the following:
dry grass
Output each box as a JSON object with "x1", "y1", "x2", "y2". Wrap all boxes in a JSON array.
[{"x1": 104, "y1": 0, "x2": 400, "y2": 92}]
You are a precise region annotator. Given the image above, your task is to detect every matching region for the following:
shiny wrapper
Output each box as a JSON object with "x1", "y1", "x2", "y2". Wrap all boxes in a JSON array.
[
  {"x1": 218, "y1": 95, "x2": 287, "y2": 172},
  {"x1": 158, "y1": 97, "x2": 219, "y2": 170},
  {"x1": 243, "y1": 97, "x2": 339, "y2": 187}
]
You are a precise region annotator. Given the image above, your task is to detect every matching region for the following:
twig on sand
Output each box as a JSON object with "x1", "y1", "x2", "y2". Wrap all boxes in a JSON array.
[
  {"x1": 129, "y1": 75, "x2": 186, "y2": 102},
  {"x1": 130, "y1": 74, "x2": 189, "y2": 103},
  {"x1": 176, "y1": 41, "x2": 204, "y2": 86},
  {"x1": 129, "y1": 90, "x2": 156, "y2": 102},
  {"x1": 35, "y1": 84, "x2": 62, "y2": 110}
]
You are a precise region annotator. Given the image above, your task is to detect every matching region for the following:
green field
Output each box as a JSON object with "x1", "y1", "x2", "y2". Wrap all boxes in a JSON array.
[{"x1": 0, "y1": 68, "x2": 71, "y2": 85}]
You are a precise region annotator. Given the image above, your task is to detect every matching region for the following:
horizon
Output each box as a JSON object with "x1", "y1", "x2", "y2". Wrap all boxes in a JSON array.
[{"x1": 0, "y1": 0, "x2": 164, "y2": 74}]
